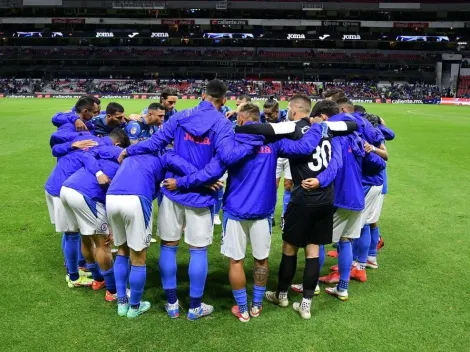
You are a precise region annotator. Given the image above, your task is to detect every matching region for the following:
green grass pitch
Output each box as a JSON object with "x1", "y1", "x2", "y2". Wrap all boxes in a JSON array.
[{"x1": 0, "y1": 98, "x2": 469, "y2": 352}]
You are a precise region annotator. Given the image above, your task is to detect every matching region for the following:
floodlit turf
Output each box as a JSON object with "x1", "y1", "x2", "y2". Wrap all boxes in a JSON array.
[{"x1": 0, "y1": 98, "x2": 469, "y2": 352}]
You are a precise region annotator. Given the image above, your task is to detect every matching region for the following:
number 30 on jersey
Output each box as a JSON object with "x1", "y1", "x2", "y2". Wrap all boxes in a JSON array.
[{"x1": 308, "y1": 140, "x2": 332, "y2": 172}]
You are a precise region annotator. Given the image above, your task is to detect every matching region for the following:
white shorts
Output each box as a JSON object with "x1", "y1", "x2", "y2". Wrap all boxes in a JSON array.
[
  {"x1": 106, "y1": 195, "x2": 153, "y2": 251},
  {"x1": 60, "y1": 186, "x2": 109, "y2": 236},
  {"x1": 157, "y1": 196, "x2": 214, "y2": 247},
  {"x1": 45, "y1": 190, "x2": 70, "y2": 233},
  {"x1": 332, "y1": 208, "x2": 362, "y2": 242},
  {"x1": 361, "y1": 185, "x2": 384, "y2": 226},
  {"x1": 221, "y1": 217, "x2": 272, "y2": 260},
  {"x1": 276, "y1": 158, "x2": 292, "y2": 180}
]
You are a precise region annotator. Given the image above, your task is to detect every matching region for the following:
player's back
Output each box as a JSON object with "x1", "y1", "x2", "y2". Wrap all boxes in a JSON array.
[
  {"x1": 108, "y1": 154, "x2": 164, "y2": 202},
  {"x1": 287, "y1": 118, "x2": 335, "y2": 207},
  {"x1": 64, "y1": 148, "x2": 122, "y2": 204},
  {"x1": 45, "y1": 150, "x2": 86, "y2": 196},
  {"x1": 224, "y1": 141, "x2": 278, "y2": 220}
]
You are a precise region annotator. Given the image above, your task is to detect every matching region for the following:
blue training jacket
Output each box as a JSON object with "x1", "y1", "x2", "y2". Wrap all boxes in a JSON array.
[
  {"x1": 63, "y1": 145, "x2": 123, "y2": 204},
  {"x1": 378, "y1": 124, "x2": 395, "y2": 194},
  {"x1": 125, "y1": 101, "x2": 264, "y2": 208},
  {"x1": 45, "y1": 136, "x2": 112, "y2": 197}
]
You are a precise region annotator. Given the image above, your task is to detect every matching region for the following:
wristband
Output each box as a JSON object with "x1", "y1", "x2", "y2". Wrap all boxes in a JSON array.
[
  {"x1": 372, "y1": 146, "x2": 376, "y2": 153},
  {"x1": 96, "y1": 171, "x2": 104, "y2": 177}
]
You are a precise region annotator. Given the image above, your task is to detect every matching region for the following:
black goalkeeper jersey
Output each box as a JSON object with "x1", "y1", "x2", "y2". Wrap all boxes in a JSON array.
[{"x1": 287, "y1": 118, "x2": 335, "y2": 208}]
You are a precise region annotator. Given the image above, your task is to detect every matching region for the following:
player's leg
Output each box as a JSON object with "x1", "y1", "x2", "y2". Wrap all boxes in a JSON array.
[
  {"x1": 127, "y1": 247, "x2": 151, "y2": 318},
  {"x1": 59, "y1": 187, "x2": 93, "y2": 288},
  {"x1": 368, "y1": 222, "x2": 380, "y2": 269},
  {"x1": 291, "y1": 243, "x2": 320, "y2": 320},
  {"x1": 157, "y1": 196, "x2": 184, "y2": 318},
  {"x1": 184, "y1": 205, "x2": 215, "y2": 320},
  {"x1": 250, "y1": 217, "x2": 272, "y2": 317},
  {"x1": 368, "y1": 193, "x2": 384, "y2": 268},
  {"x1": 266, "y1": 203, "x2": 305, "y2": 307},
  {"x1": 221, "y1": 216, "x2": 249, "y2": 322},
  {"x1": 352, "y1": 186, "x2": 383, "y2": 282},
  {"x1": 213, "y1": 187, "x2": 224, "y2": 226}
]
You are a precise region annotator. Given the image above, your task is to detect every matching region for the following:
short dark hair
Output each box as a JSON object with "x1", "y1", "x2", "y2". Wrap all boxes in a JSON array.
[
  {"x1": 289, "y1": 94, "x2": 312, "y2": 113},
  {"x1": 311, "y1": 100, "x2": 340, "y2": 118},
  {"x1": 88, "y1": 96, "x2": 101, "y2": 105},
  {"x1": 148, "y1": 103, "x2": 165, "y2": 111},
  {"x1": 161, "y1": 88, "x2": 178, "y2": 100},
  {"x1": 238, "y1": 103, "x2": 260, "y2": 122},
  {"x1": 206, "y1": 79, "x2": 227, "y2": 99},
  {"x1": 337, "y1": 98, "x2": 355, "y2": 111},
  {"x1": 238, "y1": 95, "x2": 252, "y2": 102},
  {"x1": 109, "y1": 128, "x2": 130, "y2": 148},
  {"x1": 364, "y1": 113, "x2": 381, "y2": 127},
  {"x1": 106, "y1": 102, "x2": 125, "y2": 115},
  {"x1": 264, "y1": 96, "x2": 279, "y2": 110},
  {"x1": 354, "y1": 105, "x2": 367, "y2": 113},
  {"x1": 324, "y1": 88, "x2": 346, "y2": 102},
  {"x1": 75, "y1": 97, "x2": 95, "y2": 113}
]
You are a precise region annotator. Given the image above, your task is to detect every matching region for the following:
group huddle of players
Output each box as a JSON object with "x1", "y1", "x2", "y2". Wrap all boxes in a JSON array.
[{"x1": 45, "y1": 80, "x2": 394, "y2": 321}]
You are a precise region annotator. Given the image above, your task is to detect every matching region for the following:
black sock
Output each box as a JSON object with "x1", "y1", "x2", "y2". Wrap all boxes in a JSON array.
[
  {"x1": 277, "y1": 254, "x2": 297, "y2": 294},
  {"x1": 303, "y1": 257, "x2": 320, "y2": 299}
]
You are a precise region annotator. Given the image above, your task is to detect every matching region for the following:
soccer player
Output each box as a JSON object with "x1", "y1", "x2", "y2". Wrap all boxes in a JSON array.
[
  {"x1": 53, "y1": 102, "x2": 126, "y2": 137},
  {"x1": 117, "y1": 79, "x2": 264, "y2": 320},
  {"x1": 314, "y1": 101, "x2": 384, "y2": 300},
  {"x1": 236, "y1": 96, "x2": 342, "y2": 319},
  {"x1": 359, "y1": 110, "x2": 395, "y2": 268},
  {"x1": 45, "y1": 129, "x2": 121, "y2": 287},
  {"x1": 160, "y1": 88, "x2": 178, "y2": 122},
  {"x1": 60, "y1": 129, "x2": 130, "y2": 301},
  {"x1": 108, "y1": 149, "x2": 226, "y2": 318},
  {"x1": 255, "y1": 97, "x2": 342, "y2": 319},
  {"x1": 225, "y1": 95, "x2": 251, "y2": 121},
  {"x1": 125, "y1": 103, "x2": 165, "y2": 143},
  {"x1": 214, "y1": 102, "x2": 336, "y2": 322},
  {"x1": 52, "y1": 96, "x2": 100, "y2": 133},
  {"x1": 346, "y1": 105, "x2": 388, "y2": 282}
]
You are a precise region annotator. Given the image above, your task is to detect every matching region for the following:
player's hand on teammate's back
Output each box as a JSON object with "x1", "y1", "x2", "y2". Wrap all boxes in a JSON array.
[
  {"x1": 74, "y1": 119, "x2": 88, "y2": 132},
  {"x1": 117, "y1": 149, "x2": 128, "y2": 164},
  {"x1": 71, "y1": 140, "x2": 98, "y2": 150},
  {"x1": 97, "y1": 174, "x2": 111, "y2": 185},
  {"x1": 163, "y1": 178, "x2": 177, "y2": 191},
  {"x1": 364, "y1": 141, "x2": 374, "y2": 153},
  {"x1": 225, "y1": 110, "x2": 235, "y2": 119},
  {"x1": 206, "y1": 180, "x2": 224, "y2": 191},
  {"x1": 301, "y1": 178, "x2": 320, "y2": 190}
]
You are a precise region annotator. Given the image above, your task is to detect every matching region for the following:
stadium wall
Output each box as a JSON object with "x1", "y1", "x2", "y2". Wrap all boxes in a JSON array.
[{"x1": 0, "y1": 93, "x2": 446, "y2": 104}]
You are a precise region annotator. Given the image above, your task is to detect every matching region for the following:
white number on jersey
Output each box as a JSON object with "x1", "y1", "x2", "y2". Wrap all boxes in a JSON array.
[{"x1": 308, "y1": 140, "x2": 332, "y2": 172}]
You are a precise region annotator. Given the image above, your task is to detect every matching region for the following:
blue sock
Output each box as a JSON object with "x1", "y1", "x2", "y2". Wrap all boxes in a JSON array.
[
  {"x1": 78, "y1": 236, "x2": 86, "y2": 267},
  {"x1": 114, "y1": 255, "x2": 129, "y2": 304},
  {"x1": 129, "y1": 265, "x2": 146, "y2": 309},
  {"x1": 159, "y1": 245, "x2": 178, "y2": 303},
  {"x1": 369, "y1": 226, "x2": 380, "y2": 257},
  {"x1": 87, "y1": 262, "x2": 104, "y2": 282},
  {"x1": 337, "y1": 241, "x2": 353, "y2": 291},
  {"x1": 189, "y1": 247, "x2": 208, "y2": 309},
  {"x1": 357, "y1": 225, "x2": 371, "y2": 269},
  {"x1": 64, "y1": 233, "x2": 80, "y2": 281},
  {"x1": 352, "y1": 238, "x2": 359, "y2": 262},
  {"x1": 233, "y1": 288, "x2": 248, "y2": 313},
  {"x1": 282, "y1": 190, "x2": 292, "y2": 216},
  {"x1": 252, "y1": 285, "x2": 266, "y2": 308},
  {"x1": 190, "y1": 297, "x2": 202, "y2": 310},
  {"x1": 61, "y1": 233, "x2": 66, "y2": 262},
  {"x1": 100, "y1": 267, "x2": 116, "y2": 294},
  {"x1": 319, "y1": 245, "x2": 325, "y2": 272}
]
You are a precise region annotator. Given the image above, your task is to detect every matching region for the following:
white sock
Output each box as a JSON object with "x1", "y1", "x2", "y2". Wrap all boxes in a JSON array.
[{"x1": 300, "y1": 298, "x2": 311, "y2": 311}]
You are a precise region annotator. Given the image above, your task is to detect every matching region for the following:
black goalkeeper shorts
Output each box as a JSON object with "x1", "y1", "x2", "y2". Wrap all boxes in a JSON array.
[{"x1": 282, "y1": 202, "x2": 334, "y2": 247}]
